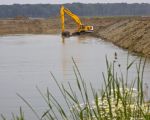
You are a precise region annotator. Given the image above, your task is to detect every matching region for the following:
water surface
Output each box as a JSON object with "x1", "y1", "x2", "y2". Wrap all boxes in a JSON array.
[{"x1": 0, "y1": 35, "x2": 150, "y2": 119}]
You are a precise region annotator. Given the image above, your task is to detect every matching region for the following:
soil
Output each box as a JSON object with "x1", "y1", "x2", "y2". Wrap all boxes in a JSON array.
[{"x1": 0, "y1": 16, "x2": 150, "y2": 57}]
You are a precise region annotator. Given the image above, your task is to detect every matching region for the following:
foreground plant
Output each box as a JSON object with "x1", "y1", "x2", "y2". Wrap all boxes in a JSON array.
[
  {"x1": 2, "y1": 56, "x2": 150, "y2": 120},
  {"x1": 1, "y1": 107, "x2": 24, "y2": 120}
]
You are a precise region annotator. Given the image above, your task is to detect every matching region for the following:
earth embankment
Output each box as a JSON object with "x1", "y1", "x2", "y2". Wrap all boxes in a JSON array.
[{"x1": 92, "y1": 17, "x2": 150, "y2": 57}]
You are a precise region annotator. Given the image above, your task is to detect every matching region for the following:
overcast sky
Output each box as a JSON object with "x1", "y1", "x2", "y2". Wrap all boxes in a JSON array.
[{"x1": 0, "y1": 0, "x2": 150, "y2": 5}]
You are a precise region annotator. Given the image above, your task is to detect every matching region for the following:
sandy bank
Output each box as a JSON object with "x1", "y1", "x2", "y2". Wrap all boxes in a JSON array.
[{"x1": 92, "y1": 17, "x2": 150, "y2": 57}]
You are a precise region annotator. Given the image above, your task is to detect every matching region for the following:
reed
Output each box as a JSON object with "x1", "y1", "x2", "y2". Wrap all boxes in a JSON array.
[{"x1": 2, "y1": 57, "x2": 150, "y2": 120}]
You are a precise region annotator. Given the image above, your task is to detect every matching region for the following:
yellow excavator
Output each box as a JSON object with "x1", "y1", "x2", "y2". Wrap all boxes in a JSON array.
[{"x1": 60, "y1": 6, "x2": 93, "y2": 37}]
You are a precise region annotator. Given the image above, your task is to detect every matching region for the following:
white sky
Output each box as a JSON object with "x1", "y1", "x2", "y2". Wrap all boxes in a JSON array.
[{"x1": 0, "y1": 0, "x2": 150, "y2": 5}]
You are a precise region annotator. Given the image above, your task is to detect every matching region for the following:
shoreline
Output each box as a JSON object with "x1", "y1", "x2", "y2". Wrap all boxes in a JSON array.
[{"x1": 0, "y1": 16, "x2": 150, "y2": 57}]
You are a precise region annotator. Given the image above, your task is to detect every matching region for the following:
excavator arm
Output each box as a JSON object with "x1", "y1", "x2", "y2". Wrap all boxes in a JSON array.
[
  {"x1": 61, "y1": 6, "x2": 82, "y2": 32},
  {"x1": 60, "y1": 5, "x2": 93, "y2": 36},
  {"x1": 60, "y1": 6, "x2": 65, "y2": 33}
]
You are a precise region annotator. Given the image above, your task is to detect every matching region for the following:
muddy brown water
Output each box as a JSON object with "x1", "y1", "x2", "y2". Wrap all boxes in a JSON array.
[{"x1": 0, "y1": 35, "x2": 150, "y2": 119}]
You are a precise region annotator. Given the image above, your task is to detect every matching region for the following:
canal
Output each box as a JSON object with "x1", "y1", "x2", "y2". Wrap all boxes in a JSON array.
[{"x1": 0, "y1": 35, "x2": 150, "y2": 119}]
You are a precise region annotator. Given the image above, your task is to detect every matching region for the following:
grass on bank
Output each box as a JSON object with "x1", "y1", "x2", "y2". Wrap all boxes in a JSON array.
[{"x1": 1, "y1": 56, "x2": 150, "y2": 120}]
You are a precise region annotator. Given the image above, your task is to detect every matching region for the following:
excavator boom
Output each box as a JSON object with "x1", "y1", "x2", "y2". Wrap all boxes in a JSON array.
[{"x1": 60, "y1": 6, "x2": 93, "y2": 36}]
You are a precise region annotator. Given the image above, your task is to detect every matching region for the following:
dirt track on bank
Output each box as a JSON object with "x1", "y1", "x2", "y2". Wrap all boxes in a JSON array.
[{"x1": 0, "y1": 16, "x2": 150, "y2": 57}]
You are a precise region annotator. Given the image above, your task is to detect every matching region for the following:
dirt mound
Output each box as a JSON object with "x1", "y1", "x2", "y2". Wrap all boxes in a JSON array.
[{"x1": 0, "y1": 18, "x2": 61, "y2": 35}]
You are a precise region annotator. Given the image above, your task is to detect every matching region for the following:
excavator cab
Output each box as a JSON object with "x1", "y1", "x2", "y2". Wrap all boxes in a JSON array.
[
  {"x1": 79, "y1": 25, "x2": 94, "y2": 33},
  {"x1": 60, "y1": 6, "x2": 94, "y2": 37}
]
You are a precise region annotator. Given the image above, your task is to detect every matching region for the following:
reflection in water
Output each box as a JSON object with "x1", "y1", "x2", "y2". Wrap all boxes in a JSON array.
[
  {"x1": 61, "y1": 36, "x2": 65, "y2": 44},
  {"x1": 0, "y1": 35, "x2": 150, "y2": 120}
]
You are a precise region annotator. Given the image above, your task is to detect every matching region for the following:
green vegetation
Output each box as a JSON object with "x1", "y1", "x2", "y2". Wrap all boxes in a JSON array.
[
  {"x1": 1, "y1": 57, "x2": 150, "y2": 120},
  {"x1": 0, "y1": 3, "x2": 150, "y2": 18},
  {"x1": 1, "y1": 107, "x2": 24, "y2": 120}
]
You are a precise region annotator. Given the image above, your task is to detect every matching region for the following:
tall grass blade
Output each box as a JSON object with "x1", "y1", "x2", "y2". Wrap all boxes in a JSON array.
[{"x1": 17, "y1": 93, "x2": 41, "y2": 120}]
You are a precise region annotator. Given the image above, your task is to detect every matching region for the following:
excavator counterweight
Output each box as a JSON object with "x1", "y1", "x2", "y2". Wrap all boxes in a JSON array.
[{"x1": 60, "y1": 6, "x2": 93, "y2": 37}]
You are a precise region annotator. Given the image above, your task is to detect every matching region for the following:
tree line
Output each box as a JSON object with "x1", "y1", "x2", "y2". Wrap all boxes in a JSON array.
[{"x1": 0, "y1": 3, "x2": 150, "y2": 18}]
